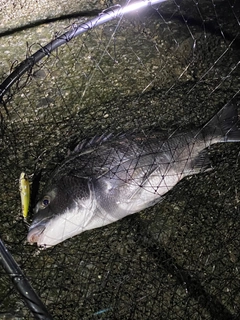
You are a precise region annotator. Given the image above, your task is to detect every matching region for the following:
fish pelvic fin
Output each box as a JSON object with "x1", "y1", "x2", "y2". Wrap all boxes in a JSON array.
[{"x1": 201, "y1": 100, "x2": 240, "y2": 143}]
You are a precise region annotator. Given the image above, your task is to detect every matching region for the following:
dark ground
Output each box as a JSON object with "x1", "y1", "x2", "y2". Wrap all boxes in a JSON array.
[{"x1": 0, "y1": 0, "x2": 240, "y2": 319}]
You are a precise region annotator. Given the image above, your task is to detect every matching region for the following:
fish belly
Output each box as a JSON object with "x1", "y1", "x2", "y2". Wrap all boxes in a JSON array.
[
  {"x1": 118, "y1": 169, "x2": 180, "y2": 213},
  {"x1": 96, "y1": 167, "x2": 180, "y2": 220}
]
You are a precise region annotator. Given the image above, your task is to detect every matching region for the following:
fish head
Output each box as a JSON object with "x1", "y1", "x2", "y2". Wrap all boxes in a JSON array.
[{"x1": 27, "y1": 177, "x2": 94, "y2": 249}]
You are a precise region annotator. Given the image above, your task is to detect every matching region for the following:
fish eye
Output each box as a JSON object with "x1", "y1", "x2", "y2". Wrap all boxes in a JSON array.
[{"x1": 41, "y1": 196, "x2": 50, "y2": 209}]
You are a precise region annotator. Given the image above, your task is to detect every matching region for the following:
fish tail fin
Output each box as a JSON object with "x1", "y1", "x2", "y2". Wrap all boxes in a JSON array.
[{"x1": 202, "y1": 101, "x2": 240, "y2": 143}]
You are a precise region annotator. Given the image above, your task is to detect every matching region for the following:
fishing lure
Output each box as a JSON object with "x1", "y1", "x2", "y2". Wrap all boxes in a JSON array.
[{"x1": 19, "y1": 172, "x2": 30, "y2": 220}]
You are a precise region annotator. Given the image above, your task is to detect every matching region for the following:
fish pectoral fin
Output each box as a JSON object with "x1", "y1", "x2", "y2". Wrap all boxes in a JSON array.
[{"x1": 190, "y1": 149, "x2": 213, "y2": 174}]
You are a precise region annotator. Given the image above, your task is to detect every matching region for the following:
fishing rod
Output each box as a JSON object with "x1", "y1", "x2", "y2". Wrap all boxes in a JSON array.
[
  {"x1": 0, "y1": 238, "x2": 53, "y2": 320},
  {"x1": 0, "y1": 0, "x2": 168, "y2": 103}
]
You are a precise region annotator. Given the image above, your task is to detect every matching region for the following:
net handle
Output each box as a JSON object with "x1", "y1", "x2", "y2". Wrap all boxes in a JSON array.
[{"x1": 0, "y1": 238, "x2": 53, "y2": 320}]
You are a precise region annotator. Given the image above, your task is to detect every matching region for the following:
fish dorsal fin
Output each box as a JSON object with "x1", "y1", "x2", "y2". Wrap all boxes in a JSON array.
[
  {"x1": 72, "y1": 128, "x2": 141, "y2": 155},
  {"x1": 73, "y1": 133, "x2": 114, "y2": 154}
]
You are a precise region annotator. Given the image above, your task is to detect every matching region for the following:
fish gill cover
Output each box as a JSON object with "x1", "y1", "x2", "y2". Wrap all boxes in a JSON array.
[{"x1": 0, "y1": 0, "x2": 240, "y2": 319}]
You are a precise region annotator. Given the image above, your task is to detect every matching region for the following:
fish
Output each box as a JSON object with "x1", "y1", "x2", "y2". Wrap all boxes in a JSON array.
[
  {"x1": 19, "y1": 172, "x2": 30, "y2": 220},
  {"x1": 27, "y1": 102, "x2": 240, "y2": 248}
]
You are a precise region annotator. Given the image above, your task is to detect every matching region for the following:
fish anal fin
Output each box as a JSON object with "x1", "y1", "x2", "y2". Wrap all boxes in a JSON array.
[{"x1": 190, "y1": 149, "x2": 213, "y2": 174}]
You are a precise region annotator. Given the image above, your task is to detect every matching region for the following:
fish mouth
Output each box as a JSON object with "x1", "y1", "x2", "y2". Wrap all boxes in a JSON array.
[{"x1": 27, "y1": 224, "x2": 46, "y2": 244}]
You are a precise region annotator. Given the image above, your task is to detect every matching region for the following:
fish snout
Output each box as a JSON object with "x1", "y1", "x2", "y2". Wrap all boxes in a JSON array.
[{"x1": 27, "y1": 224, "x2": 45, "y2": 244}]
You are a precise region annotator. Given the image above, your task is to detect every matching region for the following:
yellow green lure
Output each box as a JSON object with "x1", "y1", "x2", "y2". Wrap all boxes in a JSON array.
[{"x1": 19, "y1": 172, "x2": 30, "y2": 220}]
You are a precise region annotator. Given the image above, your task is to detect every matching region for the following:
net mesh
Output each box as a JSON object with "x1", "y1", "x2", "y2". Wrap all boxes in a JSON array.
[{"x1": 0, "y1": 0, "x2": 240, "y2": 319}]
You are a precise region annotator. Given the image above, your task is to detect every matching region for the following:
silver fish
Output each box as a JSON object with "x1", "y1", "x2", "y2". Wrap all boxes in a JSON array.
[{"x1": 27, "y1": 102, "x2": 240, "y2": 248}]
